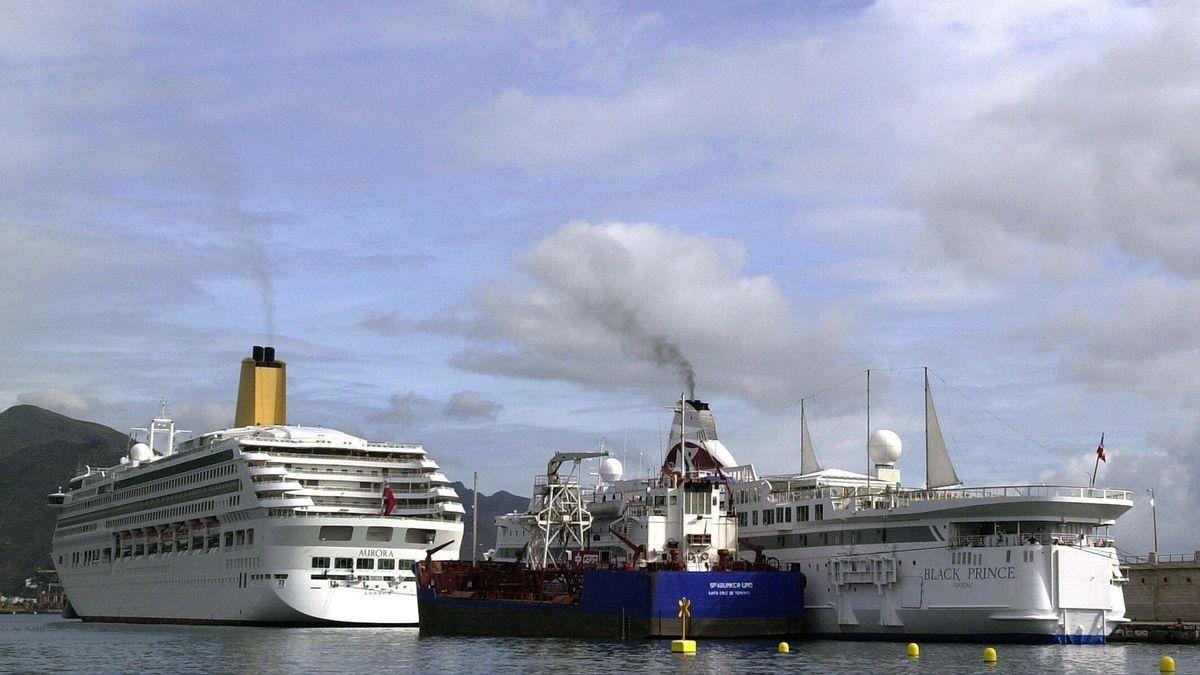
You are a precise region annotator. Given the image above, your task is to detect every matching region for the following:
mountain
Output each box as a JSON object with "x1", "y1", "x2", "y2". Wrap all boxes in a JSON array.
[
  {"x1": 449, "y1": 481, "x2": 529, "y2": 560},
  {"x1": 0, "y1": 406, "x2": 128, "y2": 595}
]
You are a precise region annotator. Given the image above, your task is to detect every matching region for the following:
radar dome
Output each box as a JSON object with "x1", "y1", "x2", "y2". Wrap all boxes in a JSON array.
[
  {"x1": 868, "y1": 429, "x2": 902, "y2": 465},
  {"x1": 129, "y1": 442, "x2": 153, "y2": 463},
  {"x1": 599, "y1": 457, "x2": 624, "y2": 483}
]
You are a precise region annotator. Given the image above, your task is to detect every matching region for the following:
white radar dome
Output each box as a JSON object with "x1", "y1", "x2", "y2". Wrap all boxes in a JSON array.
[
  {"x1": 599, "y1": 457, "x2": 624, "y2": 483},
  {"x1": 868, "y1": 429, "x2": 903, "y2": 465},
  {"x1": 129, "y1": 442, "x2": 153, "y2": 463}
]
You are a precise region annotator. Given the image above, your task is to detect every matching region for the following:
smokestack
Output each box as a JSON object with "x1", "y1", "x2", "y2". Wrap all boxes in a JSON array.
[{"x1": 234, "y1": 345, "x2": 287, "y2": 427}]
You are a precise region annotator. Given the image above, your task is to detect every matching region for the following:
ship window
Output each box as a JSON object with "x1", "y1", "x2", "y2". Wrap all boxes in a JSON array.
[
  {"x1": 236, "y1": 530, "x2": 246, "y2": 546},
  {"x1": 225, "y1": 532, "x2": 234, "y2": 547},
  {"x1": 378, "y1": 559, "x2": 396, "y2": 570},
  {"x1": 334, "y1": 557, "x2": 353, "y2": 569},
  {"x1": 312, "y1": 556, "x2": 331, "y2": 568},
  {"x1": 405, "y1": 529, "x2": 435, "y2": 544},
  {"x1": 319, "y1": 526, "x2": 354, "y2": 542},
  {"x1": 752, "y1": 511, "x2": 758, "y2": 526},
  {"x1": 246, "y1": 529, "x2": 254, "y2": 545},
  {"x1": 366, "y1": 527, "x2": 393, "y2": 542},
  {"x1": 799, "y1": 505, "x2": 809, "y2": 521},
  {"x1": 356, "y1": 558, "x2": 375, "y2": 570},
  {"x1": 815, "y1": 504, "x2": 824, "y2": 520}
]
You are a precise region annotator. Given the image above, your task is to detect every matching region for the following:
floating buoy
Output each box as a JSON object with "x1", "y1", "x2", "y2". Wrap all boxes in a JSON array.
[
  {"x1": 777, "y1": 641, "x2": 789, "y2": 653},
  {"x1": 983, "y1": 647, "x2": 998, "y2": 663},
  {"x1": 671, "y1": 639, "x2": 697, "y2": 654},
  {"x1": 907, "y1": 643, "x2": 919, "y2": 658},
  {"x1": 1160, "y1": 656, "x2": 1176, "y2": 673}
]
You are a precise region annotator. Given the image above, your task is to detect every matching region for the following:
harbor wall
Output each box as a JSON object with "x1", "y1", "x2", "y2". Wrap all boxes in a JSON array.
[{"x1": 1121, "y1": 553, "x2": 1200, "y2": 622}]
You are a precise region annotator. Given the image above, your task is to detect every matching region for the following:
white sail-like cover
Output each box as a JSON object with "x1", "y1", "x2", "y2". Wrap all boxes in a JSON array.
[
  {"x1": 925, "y1": 381, "x2": 961, "y2": 488},
  {"x1": 800, "y1": 401, "x2": 822, "y2": 475}
]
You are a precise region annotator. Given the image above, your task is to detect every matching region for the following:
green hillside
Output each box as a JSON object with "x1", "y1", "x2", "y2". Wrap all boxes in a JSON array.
[{"x1": 0, "y1": 405, "x2": 128, "y2": 594}]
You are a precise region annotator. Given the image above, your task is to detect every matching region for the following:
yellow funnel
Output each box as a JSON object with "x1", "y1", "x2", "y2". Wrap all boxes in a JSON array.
[{"x1": 234, "y1": 345, "x2": 286, "y2": 427}]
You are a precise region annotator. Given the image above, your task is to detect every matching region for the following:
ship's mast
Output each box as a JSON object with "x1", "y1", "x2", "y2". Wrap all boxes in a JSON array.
[{"x1": 866, "y1": 368, "x2": 871, "y2": 492}]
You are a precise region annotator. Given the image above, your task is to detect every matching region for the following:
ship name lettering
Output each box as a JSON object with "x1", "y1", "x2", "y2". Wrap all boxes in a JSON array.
[
  {"x1": 923, "y1": 567, "x2": 960, "y2": 581},
  {"x1": 358, "y1": 549, "x2": 394, "y2": 558},
  {"x1": 967, "y1": 566, "x2": 1015, "y2": 580}
]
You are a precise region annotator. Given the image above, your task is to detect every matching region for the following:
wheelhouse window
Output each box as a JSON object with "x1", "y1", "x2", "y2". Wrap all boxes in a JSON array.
[
  {"x1": 312, "y1": 556, "x2": 331, "y2": 568},
  {"x1": 356, "y1": 558, "x2": 375, "y2": 570},
  {"x1": 334, "y1": 557, "x2": 353, "y2": 569},
  {"x1": 377, "y1": 559, "x2": 396, "y2": 570}
]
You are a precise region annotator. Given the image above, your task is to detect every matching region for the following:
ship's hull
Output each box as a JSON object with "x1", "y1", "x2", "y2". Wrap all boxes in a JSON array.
[
  {"x1": 54, "y1": 515, "x2": 461, "y2": 626},
  {"x1": 776, "y1": 541, "x2": 1124, "y2": 644},
  {"x1": 418, "y1": 569, "x2": 806, "y2": 638}
]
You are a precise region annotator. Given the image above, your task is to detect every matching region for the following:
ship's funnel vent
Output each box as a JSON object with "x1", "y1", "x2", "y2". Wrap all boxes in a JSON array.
[{"x1": 234, "y1": 345, "x2": 286, "y2": 427}]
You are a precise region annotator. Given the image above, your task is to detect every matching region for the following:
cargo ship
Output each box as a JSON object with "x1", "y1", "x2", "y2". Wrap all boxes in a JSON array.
[{"x1": 417, "y1": 430, "x2": 806, "y2": 638}]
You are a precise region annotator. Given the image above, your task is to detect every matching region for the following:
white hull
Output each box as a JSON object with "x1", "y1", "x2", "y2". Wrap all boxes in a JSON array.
[
  {"x1": 56, "y1": 515, "x2": 460, "y2": 625},
  {"x1": 780, "y1": 541, "x2": 1124, "y2": 643}
]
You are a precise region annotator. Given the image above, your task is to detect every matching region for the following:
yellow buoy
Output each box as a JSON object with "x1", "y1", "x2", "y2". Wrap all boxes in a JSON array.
[
  {"x1": 907, "y1": 643, "x2": 920, "y2": 658},
  {"x1": 777, "y1": 641, "x2": 790, "y2": 653},
  {"x1": 671, "y1": 639, "x2": 697, "y2": 654},
  {"x1": 1160, "y1": 655, "x2": 1176, "y2": 673},
  {"x1": 983, "y1": 647, "x2": 998, "y2": 663}
]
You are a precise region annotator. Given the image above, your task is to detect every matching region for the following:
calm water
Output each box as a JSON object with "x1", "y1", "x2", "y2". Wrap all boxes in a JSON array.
[{"x1": 0, "y1": 615, "x2": 1195, "y2": 674}]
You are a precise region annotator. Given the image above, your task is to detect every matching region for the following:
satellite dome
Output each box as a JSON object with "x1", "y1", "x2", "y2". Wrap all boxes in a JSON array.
[
  {"x1": 599, "y1": 457, "x2": 624, "y2": 483},
  {"x1": 129, "y1": 442, "x2": 153, "y2": 463},
  {"x1": 868, "y1": 429, "x2": 902, "y2": 465}
]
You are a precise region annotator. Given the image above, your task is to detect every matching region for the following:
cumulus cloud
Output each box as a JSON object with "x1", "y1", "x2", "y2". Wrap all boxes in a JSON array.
[
  {"x1": 895, "y1": 3, "x2": 1200, "y2": 280},
  {"x1": 367, "y1": 393, "x2": 434, "y2": 426},
  {"x1": 443, "y1": 391, "x2": 501, "y2": 421},
  {"x1": 439, "y1": 221, "x2": 851, "y2": 406}
]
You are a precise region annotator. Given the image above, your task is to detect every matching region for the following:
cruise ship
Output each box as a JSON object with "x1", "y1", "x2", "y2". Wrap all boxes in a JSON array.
[
  {"x1": 48, "y1": 347, "x2": 464, "y2": 625},
  {"x1": 494, "y1": 376, "x2": 1133, "y2": 643}
]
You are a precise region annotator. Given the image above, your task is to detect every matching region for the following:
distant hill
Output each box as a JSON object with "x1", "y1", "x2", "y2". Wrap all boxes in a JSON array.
[
  {"x1": 0, "y1": 406, "x2": 128, "y2": 595},
  {"x1": 449, "y1": 481, "x2": 529, "y2": 560}
]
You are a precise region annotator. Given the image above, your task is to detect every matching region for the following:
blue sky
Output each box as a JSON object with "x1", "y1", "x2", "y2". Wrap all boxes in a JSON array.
[{"x1": 2, "y1": 1, "x2": 1198, "y2": 555}]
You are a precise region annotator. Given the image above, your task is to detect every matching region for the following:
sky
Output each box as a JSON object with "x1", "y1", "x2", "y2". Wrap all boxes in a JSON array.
[{"x1": 1, "y1": 1, "x2": 1197, "y2": 556}]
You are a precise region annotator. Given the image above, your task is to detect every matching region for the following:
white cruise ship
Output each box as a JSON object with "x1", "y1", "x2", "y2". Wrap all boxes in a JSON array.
[
  {"x1": 494, "y1": 378, "x2": 1133, "y2": 644},
  {"x1": 48, "y1": 347, "x2": 463, "y2": 625}
]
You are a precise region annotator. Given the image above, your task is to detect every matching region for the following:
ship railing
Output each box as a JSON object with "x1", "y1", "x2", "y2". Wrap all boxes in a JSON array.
[
  {"x1": 844, "y1": 485, "x2": 1133, "y2": 511},
  {"x1": 1121, "y1": 552, "x2": 1200, "y2": 565},
  {"x1": 947, "y1": 533, "x2": 1117, "y2": 548}
]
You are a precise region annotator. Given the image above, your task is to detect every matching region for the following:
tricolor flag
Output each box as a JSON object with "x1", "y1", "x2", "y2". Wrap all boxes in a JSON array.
[
  {"x1": 1096, "y1": 434, "x2": 1106, "y2": 463},
  {"x1": 382, "y1": 484, "x2": 396, "y2": 516}
]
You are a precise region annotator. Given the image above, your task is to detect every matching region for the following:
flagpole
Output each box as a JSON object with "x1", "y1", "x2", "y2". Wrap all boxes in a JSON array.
[{"x1": 1090, "y1": 432, "x2": 1104, "y2": 488}]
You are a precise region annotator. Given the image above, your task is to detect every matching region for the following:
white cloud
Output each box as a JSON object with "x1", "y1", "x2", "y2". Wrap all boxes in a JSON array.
[
  {"x1": 443, "y1": 391, "x2": 501, "y2": 421},
  {"x1": 16, "y1": 388, "x2": 93, "y2": 417},
  {"x1": 441, "y1": 221, "x2": 851, "y2": 406}
]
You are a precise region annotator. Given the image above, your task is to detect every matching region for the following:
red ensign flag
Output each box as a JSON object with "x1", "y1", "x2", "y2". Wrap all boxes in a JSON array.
[
  {"x1": 383, "y1": 485, "x2": 396, "y2": 515},
  {"x1": 1096, "y1": 436, "x2": 1106, "y2": 463}
]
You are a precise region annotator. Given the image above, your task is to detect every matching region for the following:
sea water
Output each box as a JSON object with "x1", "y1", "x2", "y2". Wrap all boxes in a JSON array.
[{"x1": 0, "y1": 615, "x2": 1195, "y2": 674}]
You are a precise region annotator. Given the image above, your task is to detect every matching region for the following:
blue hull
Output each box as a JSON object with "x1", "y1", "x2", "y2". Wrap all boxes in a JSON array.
[{"x1": 418, "y1": 569, "x2": 806, "y2": 638}]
